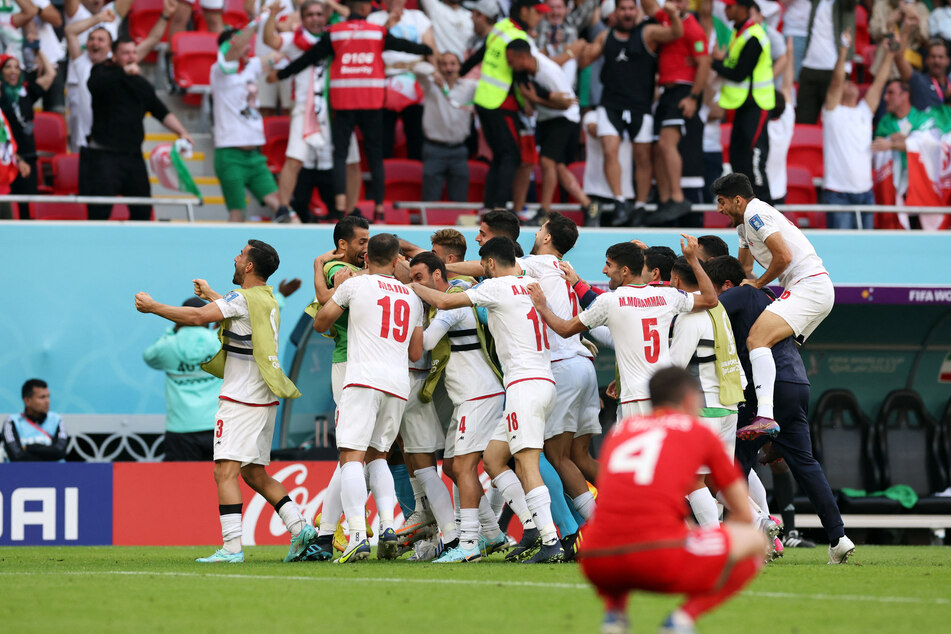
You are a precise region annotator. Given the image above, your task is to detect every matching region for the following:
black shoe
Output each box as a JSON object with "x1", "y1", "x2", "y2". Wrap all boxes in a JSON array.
[
  {"x1": 583, "y1": 201, "x2": 601, "y2": 227},
  {"x1": 299, "y1": 542, "x2": 333, "y2": 561},
  {"x1": 646, "y1": 199, "x2": 691, "y2": 226},
  {"x1": 274, "y1": 205, "x2": 292, "y2": 223},
  {"x1": 327, "y1": 209, "x2": 345, "y2": 223},
  {"x1": 442, "y1": 537, "x2": 460, "y2": 551},
  {"x1": 611, "y1": 200, "x2": 633, "y2": 227},
  {"x1": 560, "y1": 532, "x2": 580, "y2": 561},
  {"x1": 524, "y1": 209, "x2": 548, "y2": 226},
  {"x1": 505, "y1": 527, "x2": 541, "y2": 561},
  {"x1": 523, "y1": 541, "x2": 566, "y2": 564}
]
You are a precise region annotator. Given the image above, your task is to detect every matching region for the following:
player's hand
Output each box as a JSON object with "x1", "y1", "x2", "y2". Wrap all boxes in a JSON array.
[
  {"x1": 526, "y1": 282, "x2": 547, "y2": 309},
  {"x1": 519, "y1": 80, "x2": 541, "y2": 104},
  {"x1": 605, "y1": 380, "x2": 618, "y2": 400},
  {"x1": 193, "y1": 278, "x2": 213, "y2": 300},
  {"x1": 135, "y1": 292, "x2": 154, "y2": 313},
  {"x1": 581, "y1": 337, "x2": 598, "y2": 358},
  {"x1": 678, "y1": 95, "x2": 697, "y2": 120},
  {"x1": 333, "y1": 267, "x2": 354, "y2": 287},
  {"x1": 630, "y1": 238, "x2": 648, "y2": 250},
  {"x1": 558, "y1": 260, "x2": 580, "y2": 285},
  {"x1": 279, "y1": 278, "x2": 302, "y2": 297},
  {"x1": 314, "y1": 249, "x2": 344, "y2": 271},
  {"x1": 680, "y1": 233, "x2": 700, "y2": 260},
  {"x1": 740, "y1": 278, "x2": 760, "y2": 288}
]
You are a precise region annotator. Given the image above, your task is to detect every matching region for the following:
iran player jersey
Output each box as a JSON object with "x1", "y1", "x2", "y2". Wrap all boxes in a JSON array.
[
  {"x1": 579, "y1": 284, "x2": 694, "y2": 403},
  {"x1": 737, "y1": 198, "x2": 828, "y2": 289},
  {"x1": 520, "y1": 254, "x2": 592, "y2": 362},
  {"x1": 464, "y1": 275, "x2": 555, "y2": 388},
  {"x1": 331, "y1": 274, "x2": 424, "y2": 400},
  {"x1": 584, "y1": 409, "x2": 741, "y2": 548}
]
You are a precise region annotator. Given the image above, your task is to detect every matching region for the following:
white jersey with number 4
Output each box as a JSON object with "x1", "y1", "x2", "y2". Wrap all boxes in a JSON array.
[
  {"x1": 331, "y1": 274, "x2": 424, "y2": 400},
  {"x1": 579, "y1": 284, "x2": 694, "y2": 403},
  {"x1": 520, "y1": 254, "x2": 591, "y2": 362},
  {"x1": 737, "y1": 198, "x2": 827, "y2": 289},
  {"x1": 464, "y1": 275, "x2": 554, "y2": 388}
]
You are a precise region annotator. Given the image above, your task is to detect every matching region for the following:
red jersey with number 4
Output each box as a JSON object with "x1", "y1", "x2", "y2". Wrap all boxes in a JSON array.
[
  {"x1": 655, "y1": 12, "x2": 708, "y2": 85},
  {"x1": 583, "y1": 410, "x2": 741, "y2": 549}
]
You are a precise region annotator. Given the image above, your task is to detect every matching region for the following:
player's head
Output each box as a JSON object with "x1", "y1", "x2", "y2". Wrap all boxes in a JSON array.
[
  {"x1": 512, "y1": 0, "x2": 550, "y2": 30},
  {"x1": 479, "y1": 237, "x2": 518, "y2": 278},
  {"x1": 702, "y1": 255, "x2": 747, "y2": 295},
  {"x1": 670, "y1": 256, "x2": 698, "y2": 292},
  {"x1": 409, "y1": 251, "x2": 449, "y2": 290},
  {"x1": 697, "y1": 235, "x2": 729, "y2": 261},
  {"x1": 649, "y1": 366, "x2": 702, "y2": 413},
  {"x1": 614, "y1": 0, "x2": 639, "y2": 31},
  {"x1": 883, "y1": 79, "x2": 911, "y2": 116},
  {"x1": 234, "y1": 239, "x2": 279, "y2": 284},
  {"x1": 603, "y1": 242, "x2": 647, "y2": 289},
  {"x1": 300, "y1": 0, "x2": 328, "y2": 34},
  {"x1": 366, "y1": 233, "x2": 401, "y2": 270},
  {"x1": 112, "y1": 35, "x2": 138, "y2": 67},
  {"x1": 532, "y1": 211, "x2": 578, "y2": 257},
  {"x1": 22, "y1": 378, "x2": 50, "y2": 416},
  {"x1": 334, "y1": 215, "x2": 370, "y2": 267},
  {"x1": 347, "y1": 0, "x2": 374, "y2": 18},
  {"x1": 430, "y1": 228, "x2": 467, "y2": 263},
  {"x1": 710, "y1": 173, "x2": 754, "y2": 227},
  {"x1": 505, "y1": 39, "x2": 536, "y2": 73},
  {"x1": 645, "y1": 246, "x2": 675, "y2": 283},
  {"x1": 478, "y1": 209, "x2": 520, "y2": 246}
]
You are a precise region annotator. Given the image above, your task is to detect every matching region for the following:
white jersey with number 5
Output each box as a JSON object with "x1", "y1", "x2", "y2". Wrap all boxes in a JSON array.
[
  {"x1": 737, "y1": 198, "x2": 827, "y2": 289},
  {"x1": 520, "y1": 254, "x2": 591, "y2": 362},
  {"x1": 331, "y1": 274, "x2": 423, "y2": 400},
  {"x1": 579, "y1": 284, "x2": 694, "y2": 403},
  {"x1": 464, "y1": 275, "x2": 554, "y2": 388}
]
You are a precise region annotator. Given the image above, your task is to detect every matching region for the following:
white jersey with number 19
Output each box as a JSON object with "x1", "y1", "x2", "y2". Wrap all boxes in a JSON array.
[{"x1": 331, "y1": 274, "x2": 424, "y2": 400}]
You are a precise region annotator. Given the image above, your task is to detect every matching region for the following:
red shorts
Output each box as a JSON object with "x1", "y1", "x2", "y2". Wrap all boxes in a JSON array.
[
  {"x1": 580, "y1": 526, "x2": 731, "y2": 596},
  {"x1": 520, "y1": 132, "x2": 538, "y2": 165}
]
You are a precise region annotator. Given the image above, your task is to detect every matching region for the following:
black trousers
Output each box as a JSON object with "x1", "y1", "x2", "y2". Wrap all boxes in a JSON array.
[
  {"x1": 79, "y1": 146, "x2": 152, "y2": 220},
  {"x1": 729, "y1": 99, "x2": 771, "y2": 203},
  {"x1": 332, "y1": 109, "x2": 384, "y2": 206},
  {"x1": 796, "y1": 67, "x2": 833, "y2": 125},
  {"x1": 383, "y1": 104, "x2": 423, "y2": 160},
  {"x1": 476, "y1": 105, "x2": 521, "y2": 208},
  {"x1": 735, "y1": 381, "x2": 845, "y2": 543},
  {"x1": 164, "y1": 430, "x2": 215, "y2": 461},
  {"x1": 291, "y1": 167, "x2": 336, "y2": 222},
  {"x1": 10, "y1": 157, "x2": 37, "y2": 219}
]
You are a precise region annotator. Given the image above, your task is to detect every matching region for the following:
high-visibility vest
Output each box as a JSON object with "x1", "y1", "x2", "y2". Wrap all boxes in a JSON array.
[
  {"x1": 719, "y1": 22, "x2": 774, "y2": 111},
  {"x1": 474, "y1": 18, "x2": 528, "y2": 109},
  {"x1": 327, "y1": 20, "x2": 387, "y2": 110}
]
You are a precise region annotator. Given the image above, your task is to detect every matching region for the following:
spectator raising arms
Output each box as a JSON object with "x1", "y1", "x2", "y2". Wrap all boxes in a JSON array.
[{"x1": 795, "y1": 0, "x2": 855, "y2": 124}]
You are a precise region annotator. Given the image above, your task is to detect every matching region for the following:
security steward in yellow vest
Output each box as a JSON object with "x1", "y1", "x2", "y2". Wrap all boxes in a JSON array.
[{"x1": 712, "y1": 0, "x2": 775, "y2": 202}]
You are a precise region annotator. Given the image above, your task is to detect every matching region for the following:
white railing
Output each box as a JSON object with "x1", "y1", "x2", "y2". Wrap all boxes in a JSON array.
[{"x1": 0, "y1": 195, "x2": 201, "y2": 222}]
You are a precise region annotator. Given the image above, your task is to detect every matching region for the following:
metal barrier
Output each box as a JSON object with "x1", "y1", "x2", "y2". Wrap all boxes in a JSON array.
[{"x1": 0, "y1": 195, "x2": 201, "y2": 222}]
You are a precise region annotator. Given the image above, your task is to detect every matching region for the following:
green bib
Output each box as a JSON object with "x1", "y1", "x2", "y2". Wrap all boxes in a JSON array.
[{"x1": 305, "y1": 260, "x2": 361, "y2": 364}]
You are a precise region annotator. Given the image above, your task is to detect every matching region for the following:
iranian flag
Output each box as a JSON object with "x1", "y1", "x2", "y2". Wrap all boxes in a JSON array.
[
  {"x1": 872, "y1": 150, "x2": 902, "y2": 229},
  {"x1": 905, "y1": 130, "x2": 951, "y2": 230},
  {"x1": 0, "y1": 109, "x2": 18, "y2": 193}
]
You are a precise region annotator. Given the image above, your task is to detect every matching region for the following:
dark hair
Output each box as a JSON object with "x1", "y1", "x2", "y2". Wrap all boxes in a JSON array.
[
  {"x1": 482, "y1": 209, "x2": 520, "y2": 242},
  {"x1": 544, "y1": 212, "x2": 579, "y2": 255},
  {"x1": 22, "y1": 378, "x2": 47, "y2": 400},
  {"x1": 649, "y1": 366, "x2": 700, "y2": 408},
  {"x1": 333, "y1": 215, "x2": 370, "y2": 248},
  {"x1": 670, "y1": 256, "x2": 697, "y2": 286},
  {"x1": 112, "y1": 34, "x2": 135, "y2": 53},
  {"x1": 409, "y1": 251, "x2": 448, "y2": 281},
  {"x1": 928, "y1": 38, "x2": 950, "y2": 58},
  {"x1": 367, "y1": 233, "x2": 400, "y2": 266},
  {"x1": 698, "y1": 235, "x2": 729, "y2": 259},
  {"x1": 183, "y1": 297, "x2": 207, "y2": 308},
  {"x1": 217, "y1": 27, "x2": 239, "y2": 47},
  {"x1": 300, "y1": 0, "x2": 324, "y2": 13},
  {"x1": 89, "y1": 25, "x2": 113, "y2": 43},
  {"x1": 886, "y1": 78, "x2": 910, "y2": 94},
  {"x1": 247, "y1": 239, "x2": 280, "y2": 280},
  {"x1": 506, "y1": 39, "x2": 532, "y2": 54},
  {"x1": 710, "y1": 173, "x2": 754, "y2": 200},
  {"x1": 479, "y1": 236, "x2": 517, "y2": 267},
  {"x1": 430, "y1": 228, "x2": 467, "y2": 260},
  {"x1": 703, "y1": 255, "x2": 746, "y2": 288},
  {"x1": 605, "y1": 242, "x2": 645, "y2": 276},
  {"x1": 645, "y1": 246, "x2": 675, "y2": 282},
  {"x1": 769, "y1": 90, "x2": 786, "y2": 121}
]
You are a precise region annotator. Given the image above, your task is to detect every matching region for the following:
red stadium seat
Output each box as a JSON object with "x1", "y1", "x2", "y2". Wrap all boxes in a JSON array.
[
  {"x1": 567, "y1": 161, "x2": 585, "y2": 188},
  {"x1": 392, "y1": 119, "x2": 407, "y2": 159},
  {"x1": 703, "y1": 211, "x2": 731, "y2": 228},
  {"x1": 128, "y1": 0, "x2": 168, "y2": 44},
  {"x1": 784, "y1": 166, "x2": 826, "y2": 228},
  {"x1": 787, "y1": 124, "x2": 824, "y2": 178},
  {"x1": 222, "y1": 0, "x2": 249, "y2": 29},
  {"x1": 383, "y1": 158, "x2": 423, "y2": 201},
  {"x1": 171, "y1": 32, "x2": 218, "y2": 90},
  {"x1": 33, "y1": 112, "x2": 67, "y2": 193},
  {"x1": 108, "y1": 204, "x2": 155, "y2": 221},
  {"x1": 422, "y1": 208, "x2": 479, "y2": 225},
  {"x1": 561, "y1": 210, "x2": 583, "y2": 225},
  {"x1": 52, "y1": 153, "x2": 79, "y2": 195},
  {"x1": 262, "y1": 115, "x2": 290, "y2": 174},
  {"x1": 532, "y1": 164, "x2": 560, "y2": 203},
  {"x1": 720, "y1": 123, "x2": 731, "y2": 162},
  {"x1": 29, "y1": 202, "x2": 86, "y2": 220},
  {"x1": 467, "y1": 160, "x2": 488, "y2": 203},
  {"x1": 355, "y1": 200, "x2": 397, "y2": 223}
]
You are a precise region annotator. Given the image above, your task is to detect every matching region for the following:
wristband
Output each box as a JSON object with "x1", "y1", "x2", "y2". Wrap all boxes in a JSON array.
[
  {"x1": 160, "y1": 13, "x2": 170, "y2": 20},
  {"x1": 573, "y1": 279, "x2": 592, "y2": 297}
]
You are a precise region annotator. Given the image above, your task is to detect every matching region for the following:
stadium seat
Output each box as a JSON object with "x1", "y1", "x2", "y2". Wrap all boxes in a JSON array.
[
  {"x1": 262, "y1": 115, "x2": 290, "y2": 175},
  {"x1": 785, "y1": 167, "x2": 825, "y2": 228},
  {"x1": 467, "y1": 160, "x2": 488, "y2": 203},
  {"x1": 720, "y1": 123, "x2": 732, "y2": 162},
  {"x1": 355, "y1": 200, "x2": 397, "y2": 223},
  {"x1": 422, "y1": 208, "x2": 478, "y2": 225},
  {"x1": 127, "y1": 0, "x2": 167, "y2": 44},
  {"x1": 567, "y1": 161, "x2": 585, "y2": 188},
  {"x1": 222, "y1": 0, "x2": 249, "y2": 29},
  {"x1": 391, "y1": 119, "x2": 407, "y2": 159},
  {"x1": 52, "y1": 153, "x2": 79, "y2": 195},
  {"x1": 787, "y1": 124, "x2": 824, "y2": 179},
  {"x1": 29, "y1": 201, "x2": 87, "y2": 220},
  {"x1": 171, "y1": 32, "x2": 218, "y2": 90},
  {"x1": 532, "y1": 165, "x2": 560, "y2": 203},
  {"x1": 703, "y1": 211, "x2": 731, "y2": 228},
  {"x1": 383, "y1": 158, "x2": 423, "y2": 202},
  {"x1": 33, "y1": 112, "x2": 67, "y2": 193}
]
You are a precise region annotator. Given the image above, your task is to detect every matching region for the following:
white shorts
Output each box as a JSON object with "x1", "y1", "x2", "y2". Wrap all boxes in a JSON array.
[
  {"x1": 213, "y1": 399, "x2": 277, "y2": 466},
  {"x1": 765, "y1": 273, "x2": 834, "y2": 343},
  {"x1": 596, "y1": 106, "x2": 653, "y2": 143},
  {"x1": 331, "y1": 362, "x2": 346, "y2": 406},
  {"x1": 257, "y1": 73, "x2": 292, "y2": 110},
  {"x1": 619, "y1": 399, "x2": 652, "y2": 420},
  {"x1": 401, "y1": 372, "x2": 444, "y2": 454},
  {"x1": 491, "y1": 379, "x2": 556, "y2": 454},
  {"x1": 445, "y1": 394, "x2": 505, "y2": 459},
  {"x1": 696, "y1": 412, "x2": 737, "y2": 474},
  {"x1": 547, "y1": 356, "x2": 600, "y2": 440},
  {"x1": 287, "y1": 111, "x2": 361, "y2": 168},
  {"x1": 336, "y1": 386, "x2": 406, "y2": 452},
  {"x1": 180, "y1": 0, "x2": 224, "y2": 9}
]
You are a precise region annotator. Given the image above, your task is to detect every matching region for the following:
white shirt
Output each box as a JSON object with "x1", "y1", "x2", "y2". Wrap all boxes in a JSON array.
[
  {"x1": 278, "y1": 31, "x2": 338, "y2": 169},
  {"x1": 210, "y1": 57, "x2": 267, "y2": 148},
  {"x1": 520, "y1": 254, "x2": 590, "y2": 362},
  {"x1": 464, "y1": 275, "x2": 554, "y2": 388},
  {"x1": 423, "y1": 306, "x2": 504, "y2": 405},
  {"x1": 332, "y1": 274, "x2": 424, "y2": 400},
  {"x1": 532, "y1": 53, "x2": 579, "y2": 123},
  {"x1": 66, "y1": 52, "x2": 94, "y2": 151},
  {"x1": 801, "y1": 0, "x2": 836, "y2": 71},
  {"x1": 766, "y1": 102, "x2": 795, "y2": 200},
  {"x1": 783, "y1": 0, "x2": 812, "y2": 37},
  {"x1": 368, "y1": 9, "x2": 431, "y2": 71},
  {"x1": 582, "y1": 110, "x2": 633, "y2": 199},
  {"x1": 419, "y1": 0, "x2": 473, "y2": 60},
  {"x1": 822, "y1": 100, "x2": 873, "y2": 193},
  {"x1": 67, "y1": 2, "x2": 121, "y2": 48},
  {"x1": 420, "y1": 74, "x2": 477, "y2": 145},
  {"x1": 737, "y1": 198, "x2": 828, "y2": 288},
  {"x1": 214, "y1": 291, "x2": 279, "y2": 405},
  {"x1": 579, "y1": 285, "x2": 694, "y2": 403},
  {"x1": 33, "y1": 0, "x2": 65, "y2": 64},
  {"x1": 253, "y1": 0, "x2": 295, "y2": 60}
]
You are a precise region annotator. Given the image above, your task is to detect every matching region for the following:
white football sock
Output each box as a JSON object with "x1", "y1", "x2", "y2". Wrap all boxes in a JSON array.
[
  {"x1": 367, "y1": 459, "x2": 397, "y2": 532},
  {"x1": 410, "y1": 476, "x2": 429, "y2": 514},
  {"x1": 487, "y1": 485, "x2": 505, "y2": 519},
  {"x1": 339, "y1": 461, "x2": 367, "y2": 544},
  {"x1": 571, "y1": 491, "x2": 596, "y2": 521},
  {"x1": 492, "y1": 469, "x2": 536, "y2": 530},
  {"x1": 276, "y1": 497, "x2": 305, "y2": 537},
  {"x1": 687, "y1": 487, "x2": 720, "y2": 528},
  {"x1": 459, "y1": 508, "x2": 480, "y2": 550},
  {"x1": 220, "y1": 511, "x2": 242, "y2": 553},
  {"x1": 525, "y1": 486, "x2": 558, "y2": 546},
  {"x1": 453, "y1": 483, "x2": 462, "y2": 525},
  {"x1": 478, "y1": 494, "x2": 502, "y2": 540},
  {"x1": 415, "y1": 466, "x2": 458, "y2": 543},
  {"x1": 747, "y1": 470, "x2": 770, "y2": 517},
  {"x1": 749, "y1": 347, "x2": 776, "y2": 420},
  {"x1": 319, "y1": 465, "x2": 343, "y2": 536}
]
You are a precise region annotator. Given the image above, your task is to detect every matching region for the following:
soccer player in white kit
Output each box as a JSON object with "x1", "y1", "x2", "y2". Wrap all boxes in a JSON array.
[
  {"x1": 528, "y1": 237, "x2": 718, "y2": 421},
  {"x1": 314, "y1": 234, "x2": 424, "y2": 563},
  {"x1": 711, "y1": 172, "x2": 834, "y2": 440},
  {"x1": 412, "y1": 237, "x2": 566, "y2": 564}
]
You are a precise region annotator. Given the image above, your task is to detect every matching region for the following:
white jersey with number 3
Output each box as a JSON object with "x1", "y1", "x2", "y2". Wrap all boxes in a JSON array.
[
  {"x1": 464, "y1": 275, "x2": 554, "y2": 388},
  {"x1": 331, "y1": 274, "x2": 423, "y2": 400},
  {"x1": 520, "y1": 254, "x2": 591, "y2": 362},
  {"x1": 737, "y1": 198, "x2": 827, "y2": 289},
  {"x1": 579, "y1": 284, "x2": 694, "y2": 403}
]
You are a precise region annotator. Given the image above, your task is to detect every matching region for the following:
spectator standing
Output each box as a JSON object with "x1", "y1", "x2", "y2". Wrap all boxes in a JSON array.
[
  {"x1": 419, "y1": 51, "x2": 477, "y2": 202},
  {"x1": 869, "y1": 0, "x2": 929, "y2": 77},
  {"x1": 461, "y1": 0, "x2": 498, "y2": 66},
  {"x1": 823, "y1": 30, "x2": 893, "y2": 229},
  {"x1": 795, "y1": 0, "x2": 855, "y2": 124},
  {"x1": 712, "y1": 0, "x2": 774, "y2": 202},
  {"x1": 581, "y1": 109, "x2": 633, "y2": 211},
  {"x1": 765, "y1": 37, "x2": 794, "y2": 204},
  {"x1": 421, "y1": 0, "x2": 473, "y2": 60},
  {"x1": 931, "y1": 0, "x2": 951, "y2": 42},
  {"x1": 248, "y1": 0, "x2": 296, "y2": 117},
  {"x1": 65, "y1": 0, "x2": 130, "y2": 46},
  {"x1": 80, "y1": 36, "x2": 192, "y2": 220},
  {"x1": 535, "y1": 0, "x2": 599, "y2": 58},
  {"x1": 782, "y1": 0, "x2": 812, "y2": 77},
  {"x1": 31, "y1": 0, "x2": 64, "y2": 113},
  {"x1": 896, "y1": 33, "x2": 951, "y2": 111},
  {"x1": 0, "y1": 0, "x2": 38, "y2": 64},
  {"x1": 2, "y1": 379, "x2": 68, "y2": 462},
  {"x1": 175, "y1": 0, "x2": 224, "y2": 35}
]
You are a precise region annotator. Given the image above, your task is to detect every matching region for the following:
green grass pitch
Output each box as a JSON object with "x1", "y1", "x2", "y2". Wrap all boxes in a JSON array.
[{"x1": 2, "y1": 546, "x2": 950, "y2": 633}]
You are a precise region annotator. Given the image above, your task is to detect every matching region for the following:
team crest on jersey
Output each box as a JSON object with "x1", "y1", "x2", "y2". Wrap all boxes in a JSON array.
[
  {"x1": 224, "y1": 291, "x2": 239, "y2": 302},
  {"x1": 749, "y1": 215, "x2": 764, "y2": 231}
]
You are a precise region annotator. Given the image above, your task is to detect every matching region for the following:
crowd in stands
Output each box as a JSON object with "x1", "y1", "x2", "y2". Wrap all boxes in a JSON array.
[{"x1": 0, "y1": 0, "x2": 949, "y2": 228}]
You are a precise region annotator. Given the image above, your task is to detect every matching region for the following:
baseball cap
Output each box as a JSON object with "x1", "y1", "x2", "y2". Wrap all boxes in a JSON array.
[
  {"x1": 511, "y1": 0, "x2": 551, "y2": 13},
  {"x1": 464, "y1": 0, "x2": 501, "y2": 18}
]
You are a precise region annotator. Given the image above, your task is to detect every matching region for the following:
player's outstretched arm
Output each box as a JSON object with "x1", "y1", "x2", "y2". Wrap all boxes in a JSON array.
[
  {"x1": 682, "y1": 234, "x2": 718, "y2": 310},
  {"x1": 314, "y1": 299, "x2": 345, "y2": 332},
  {"x1": 411, "y1": 282, "x2": 472, "y2": 311},
  {"x1": 408, "y1": 326, "x2": 424, "y2": 363},
  {"x1": 135, "y1": 292, "x2": 224, "y2": 326},
  {"x1": 398, "y1": 238, "x2": 424, "y2": 259},
  {"x1": 446, "y1": 260, "x2": 485, "y2": 279},
  {"x1": 527, "y1": 282, "x2": 587, "y2": 338},
  {"x1": 740, "y1": 233, "x2": 791, "y2": 290}
]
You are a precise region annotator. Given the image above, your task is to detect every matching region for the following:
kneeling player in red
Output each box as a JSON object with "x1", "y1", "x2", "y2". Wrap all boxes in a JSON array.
[{"x1": 579, "y1": 366, "x2": 768, "y2": 634}]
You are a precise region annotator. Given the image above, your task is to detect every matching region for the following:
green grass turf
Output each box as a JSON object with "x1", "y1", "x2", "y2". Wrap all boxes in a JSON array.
[{"x1": 1, "y1": 546, "x2": 949, "y2": 633}]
